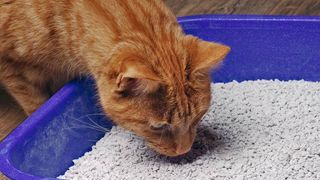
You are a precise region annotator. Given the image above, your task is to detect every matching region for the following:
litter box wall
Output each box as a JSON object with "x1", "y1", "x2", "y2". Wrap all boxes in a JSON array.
[
  {"x1": 0, "y1": 15, "x2": 319, "y2": 180},
  {"x1": 0, "y1": 79, "x2": 113, "y2": 179},
  {"x1": 178, "y1": 15, "x2": 320, "y2": 82}
]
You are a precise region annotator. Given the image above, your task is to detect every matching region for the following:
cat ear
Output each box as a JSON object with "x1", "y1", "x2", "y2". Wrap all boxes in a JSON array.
[
  {"x1": 116, "y1": 60, "x2": 160, "y2": 96},
  {"x1": 186, "y1": 36, "x2": 230, "y2": 74}
]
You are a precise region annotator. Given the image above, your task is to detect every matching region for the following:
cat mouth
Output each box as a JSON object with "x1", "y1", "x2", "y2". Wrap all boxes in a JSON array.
[{"x1": 148, "y1": 143, "x2": 191, "y2": 157}]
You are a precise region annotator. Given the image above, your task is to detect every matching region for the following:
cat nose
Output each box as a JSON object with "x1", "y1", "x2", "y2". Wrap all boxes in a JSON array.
[{"x1": 175, "y1": 145, "x2": 191, "y2": 155}]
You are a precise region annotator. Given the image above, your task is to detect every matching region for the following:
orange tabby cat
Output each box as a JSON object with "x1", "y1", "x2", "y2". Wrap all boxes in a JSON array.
[{"x1": 0, "y1": 0, "x2": 230, "y2": 156}]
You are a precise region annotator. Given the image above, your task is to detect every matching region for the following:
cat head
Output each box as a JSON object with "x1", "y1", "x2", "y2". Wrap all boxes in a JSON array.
[{"x1": 96, "y1": 35, "x2": 230, "y2": 156}]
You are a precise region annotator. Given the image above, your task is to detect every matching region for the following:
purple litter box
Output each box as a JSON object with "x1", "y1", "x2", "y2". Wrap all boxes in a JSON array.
[{"x1": 1, "y1": 15, "x2": 320, "y2": 180}]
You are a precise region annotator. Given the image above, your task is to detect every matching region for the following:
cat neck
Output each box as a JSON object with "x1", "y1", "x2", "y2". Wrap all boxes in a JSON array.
[{"x1": 75, "y1": 0, "x2": 183, "y2": 79}]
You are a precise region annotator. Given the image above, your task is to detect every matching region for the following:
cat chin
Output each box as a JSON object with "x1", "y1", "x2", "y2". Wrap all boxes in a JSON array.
[
  {"x1": 149, "y1": 146, "x2": 177, "y2": 157},
  {"x1": 147, "y1": 143, "x2": 190, "y2": 157}
]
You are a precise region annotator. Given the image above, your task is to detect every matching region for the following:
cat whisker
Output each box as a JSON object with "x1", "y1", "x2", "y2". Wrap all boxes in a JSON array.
[
  {"x1": 67, "y1": 126, "x2": 107, "y2": 133},
  {"x1": 158, "y1": 129, "x2": 164, "y2": 145},
  {"x1": 66, "y1": 120, "x2": 107, "y2": 132},
  {"x1": 63, "y1": 114, "x2": 109, "y2": 133},
  {"x1": 87, "y1": 139, "x2": 100, "y2": 142},
  {"x1": 71, "y1": 113, "x2": 106, "y2": 120},
  {"x1": 86, "y1": 115, "x2": 110, "y2": 132}
]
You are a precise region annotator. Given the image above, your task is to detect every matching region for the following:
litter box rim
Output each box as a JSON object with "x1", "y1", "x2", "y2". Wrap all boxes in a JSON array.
[{"x1": 0, "y1": 14, "x2": 320, "y2": 180}]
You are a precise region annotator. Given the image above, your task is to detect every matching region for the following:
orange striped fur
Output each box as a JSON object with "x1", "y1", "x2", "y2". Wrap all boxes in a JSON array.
[{"x1": 0, "y1": 0, "x2": 230, "y2": 156}]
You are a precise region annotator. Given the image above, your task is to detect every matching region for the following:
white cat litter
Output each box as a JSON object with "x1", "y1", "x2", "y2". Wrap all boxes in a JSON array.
[{"x1": 59, "y1": 80, "x2": 320, "y2": 180}]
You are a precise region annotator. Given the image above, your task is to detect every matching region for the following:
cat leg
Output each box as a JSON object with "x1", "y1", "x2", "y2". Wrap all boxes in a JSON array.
[
  {"x1": 1, "y1": 74, "x2": 50, "y2": 115},
  {"x1": 0, "y1": 61, "x2": 50, "y2": 116}
]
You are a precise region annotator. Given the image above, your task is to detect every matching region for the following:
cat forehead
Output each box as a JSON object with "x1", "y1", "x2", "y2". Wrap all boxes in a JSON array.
[
  {"x1": 153, "y1": 49, "x2": 189, "y2": 83},
  {"x1": 117, "y1": 37, "x2": 191, "y2": 84}
]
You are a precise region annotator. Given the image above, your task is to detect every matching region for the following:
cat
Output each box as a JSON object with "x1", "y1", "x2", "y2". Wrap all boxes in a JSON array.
[{"x1": 0, "y1": 0, "x2": 230, "y2": 156}]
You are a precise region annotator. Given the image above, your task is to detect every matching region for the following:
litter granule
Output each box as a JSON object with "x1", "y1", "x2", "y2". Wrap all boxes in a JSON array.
[{"x1": 59, "y1": 80, "x2": 320, "y2": 180}]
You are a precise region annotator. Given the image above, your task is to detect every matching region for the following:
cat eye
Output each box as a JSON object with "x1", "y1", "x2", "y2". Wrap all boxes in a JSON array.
[{"x1": 150, "y1": 122, "x2": 168, "y2": 131}]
